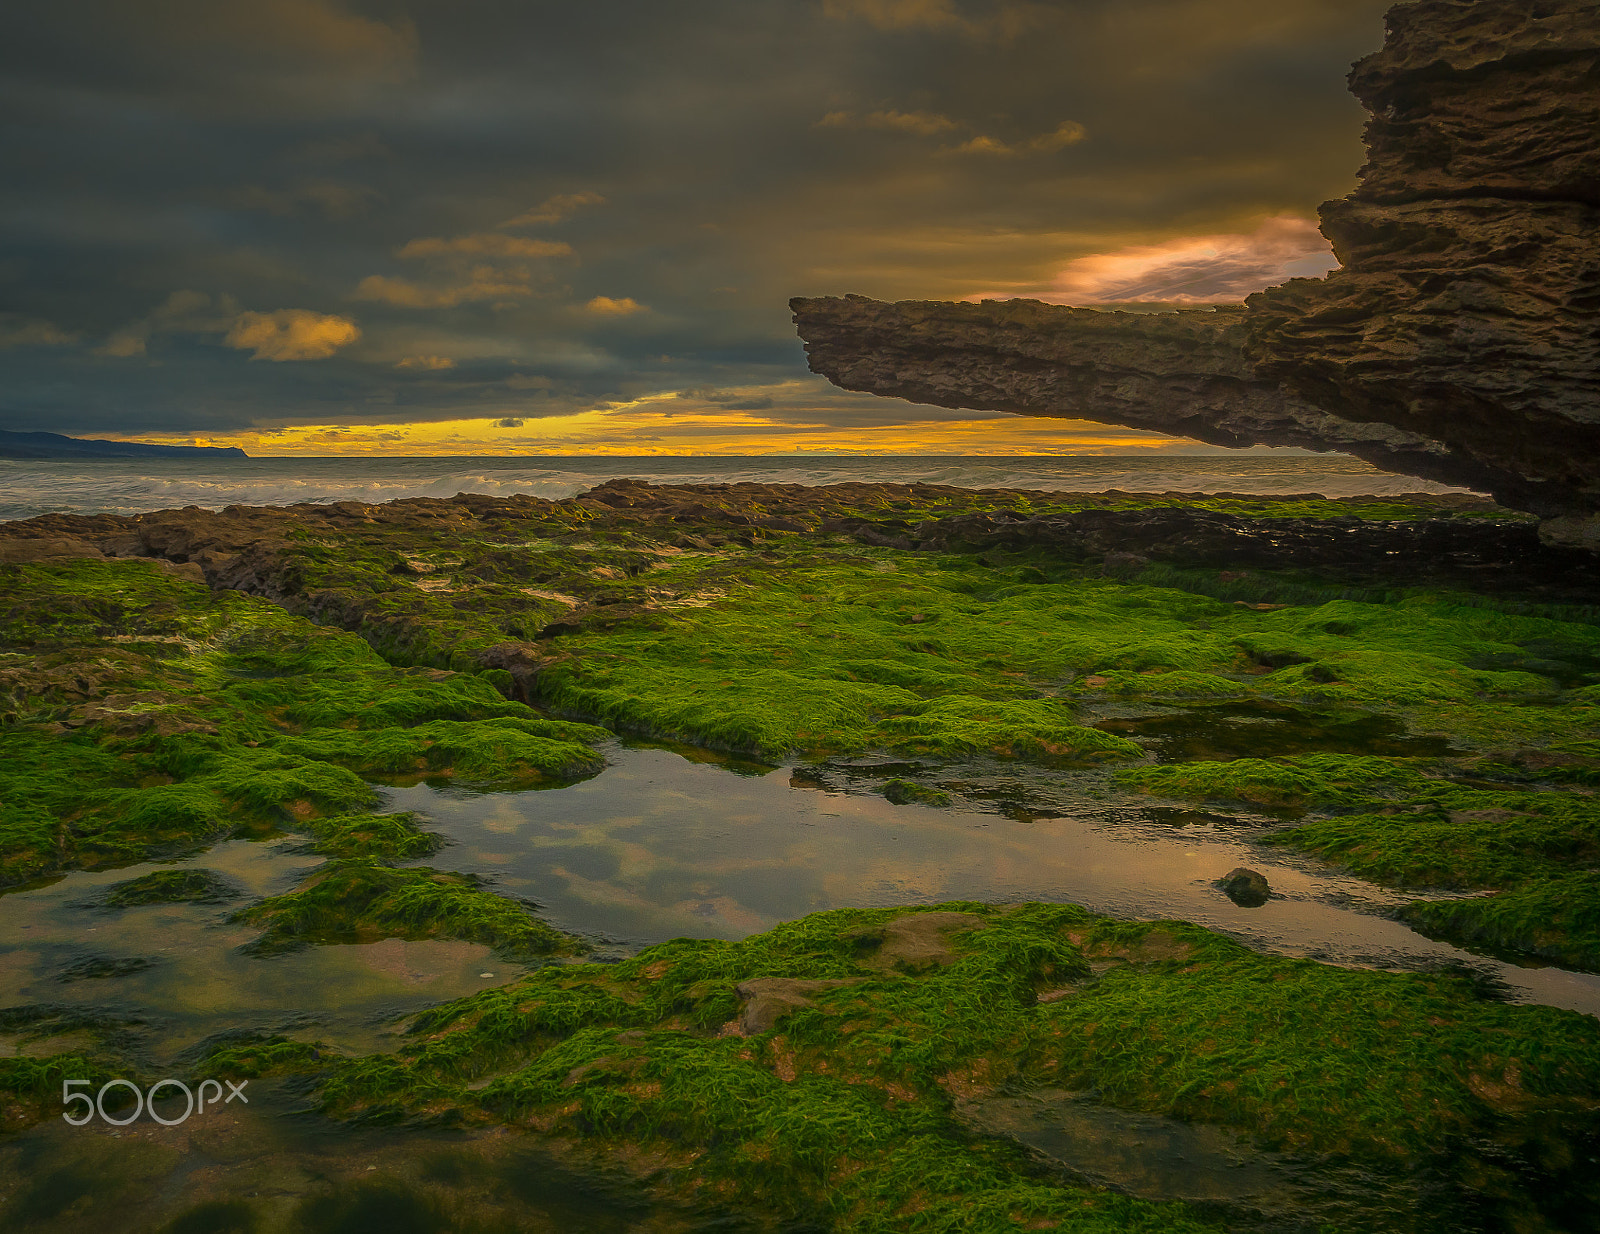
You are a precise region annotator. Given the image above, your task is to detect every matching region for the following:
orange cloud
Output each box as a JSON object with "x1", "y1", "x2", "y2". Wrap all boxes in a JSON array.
[
  {"x1": 96, "y1": 289, "x2": 232, "y2": 357},
  {"x1": 1047, "y1": 216, "x2": 1336, "y2": 304},
  {"x1": 396, "y1": 234, "x2": 572, "y2": 259},
  {"x1": 0, "y1": 316, "x2": 79, "y2": 349},
  {"x1": 224, "y1": 309, "x2": 361, "y2": 360},
  {"x1": 818, "y1": 109, "x2": 959, "y2": 135},
  {"x1": 821, "y1": 0, "x2": 1040, "y2": 39},
  {"x1": 1029, "y1": 120, "x2": 1087, "y2": 150},
  {"x1": 584, "y1": 296, "x2": 646, "y2": 316},
  {"x1": 949, "y1": 121, "x2": 1086, "y2": 155},
  {"x1": 952, "y1": 134, "x2": 1013, "y2": 155},
  {"x1": 353, "y1": 268, "x2": 536, "y2": 308},
  {"x1": 822, "y1": 110, "x2": 1083, "y2": 155},
  {"x1": 499, "y1": 191, "x2": 606, "y2": 228}
]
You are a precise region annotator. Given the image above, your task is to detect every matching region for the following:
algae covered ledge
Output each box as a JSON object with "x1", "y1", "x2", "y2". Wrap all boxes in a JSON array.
[{"x1": 3, "y1": 478, "x2": 1600, "y2": 1231}]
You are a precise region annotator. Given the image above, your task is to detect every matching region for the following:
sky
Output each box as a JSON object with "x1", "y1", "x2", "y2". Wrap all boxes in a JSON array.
[{"x1": 0, "y1": 0, "x2": 1395, "y2": 456}]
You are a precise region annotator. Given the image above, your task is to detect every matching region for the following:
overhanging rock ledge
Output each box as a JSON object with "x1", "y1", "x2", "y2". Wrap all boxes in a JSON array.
[{"x1": 791, "y1": 0, "x2": 1600, "y2": 547}]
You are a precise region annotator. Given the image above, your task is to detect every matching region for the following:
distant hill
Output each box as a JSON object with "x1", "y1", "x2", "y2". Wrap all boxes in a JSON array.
[{"x1": 0, "y1": 429, "x2": 249, "y2": 460}]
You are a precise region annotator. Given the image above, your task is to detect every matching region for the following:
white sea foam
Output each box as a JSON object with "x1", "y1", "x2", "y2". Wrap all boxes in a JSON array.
[{"x1": 0, "y1": 454, "x2": 1481, "y2": 522}]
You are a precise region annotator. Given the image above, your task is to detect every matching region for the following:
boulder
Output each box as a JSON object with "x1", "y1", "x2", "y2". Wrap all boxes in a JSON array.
[{"x1": 1218, "y1": 867, "x2": 1273, "y2": 908}]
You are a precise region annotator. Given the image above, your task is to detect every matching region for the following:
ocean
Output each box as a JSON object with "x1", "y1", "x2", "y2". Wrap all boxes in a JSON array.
[{"x1": 0, "y1": 453, "x2": 1481, "y2": 522}]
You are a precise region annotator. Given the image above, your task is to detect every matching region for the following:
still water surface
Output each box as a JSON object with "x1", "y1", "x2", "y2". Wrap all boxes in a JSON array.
[
  {"x1": 5, "y1": 741, "x2": 1600, "y2": 1232},
  {"x1": 4, "y1": 741, "x2": 1596, "y2": 1074}
]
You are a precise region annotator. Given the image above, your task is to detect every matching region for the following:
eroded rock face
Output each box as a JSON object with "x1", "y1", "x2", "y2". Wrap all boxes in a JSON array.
[{"x1": 792, "y1": 0, "x2": 1600, "y2": 539}]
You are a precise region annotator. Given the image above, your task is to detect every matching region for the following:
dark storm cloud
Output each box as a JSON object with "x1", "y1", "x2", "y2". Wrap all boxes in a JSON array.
[{"x1": 0, "y1": 0, "x2": 1392, "y2": 437}]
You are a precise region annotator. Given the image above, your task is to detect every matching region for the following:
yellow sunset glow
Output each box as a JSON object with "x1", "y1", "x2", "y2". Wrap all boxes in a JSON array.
[{"x1": 95, "y1": 391, "x2": 1190, "y2": 457}]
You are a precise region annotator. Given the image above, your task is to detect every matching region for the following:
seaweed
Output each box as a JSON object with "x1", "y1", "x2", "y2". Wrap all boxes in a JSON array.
[
  {"x1": 101, "y1": 868, "x2": 244, "y2": 907},
  {"x1": 0, "y1": 559, "x2": 611, "y2": 885},
  {"x1": 302, "y1": 812, "x2": 445, "y2": 861},
  {"x1": 0, "y1": 1053, "x2": 130, "y2": 1132},
  {"x1": 1129, "y1": 755, "x2": 1600, "y2": 965},
  {"x1": 231, "y1": 859, "x2": 581, "y2": 959},
  {"x1": 191, "y1": 1035, "x2": 330, "y2": 1080},
  {"x1": 300, "y1": 902, "x2": 1600, "y2": 1227},
  {"x1": 881, "y1": 779, "x2": 952, "y2": 807},
  {"x1": 1402, "y1": 874, "x2": 1600, "y2": 971}
]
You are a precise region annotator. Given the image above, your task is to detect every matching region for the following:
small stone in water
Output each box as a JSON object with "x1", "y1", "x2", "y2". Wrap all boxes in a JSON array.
[
  {"x1": 479, "y1": 972, "x2": 495, "y2": 978},
  {"x1": 1218, "y1": 867, "x2": 1272, "y2": 907}
]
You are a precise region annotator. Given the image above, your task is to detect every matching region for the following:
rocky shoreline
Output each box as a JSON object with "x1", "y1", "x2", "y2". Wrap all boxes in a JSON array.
[{"x1": 3, "y1": 481, "x2": 1600, "y2": 1230}]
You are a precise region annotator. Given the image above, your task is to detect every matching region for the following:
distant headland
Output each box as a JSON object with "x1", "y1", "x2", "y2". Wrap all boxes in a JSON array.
[{"x1": 0, "y1": 429, "x2": 248, "y2": 460}]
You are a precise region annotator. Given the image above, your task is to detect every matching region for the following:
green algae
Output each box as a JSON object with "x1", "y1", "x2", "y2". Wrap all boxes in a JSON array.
[
  {"x1": 192, "y1": 1035, "x2": 330, "y2": 1080},
  {"x1": 0, "y1": 1054, "x2": 130, "y2": 1132},
  {"x1": 0, "y1": 558, "x2": 610, "y2": 886},
  {"x1": 1124, "y1": 753, "x2": 1600, "y2": 968},
  {"x1": 531, "y1": 551, "x2": 1600, "y2": 760},
  {"x1": 1267, "y1": 797, "x2": 1600, "y2": 889},
  {"x1": 532, "y1": 561, "x2": 1221, "y2": 757},
  {"x1": 1116, "y1": 752, "x2": 1435, "y2": 812},
  {"x1": 872, "y1": 696, "x2": 1141, "y2": 761},
  {"x1": 14, "y1": 516, "x2": 1600, "y2": 980},
  {"x1": 9, "y1": 490, "x2": 1600, "y2": 1226},
  {"x1": 101, "y1": 868, "x2": 243, "y2": 907},
  {"x1": 1401, "y1": 875, "x2": 1600, "y2": 971},
  {"x1": 277, "y1": 716, "x2": 607, "y2": 786},
  {"x1": 881, "y1": 778, "x2": 951, "y2": 807},
  {"x1": 1022, "y1": 919, "x2": 1598, "y2": 1158},
  {"x1": 55, "y1": 956, "x2": 155, "y2": 982},
  {"x1": 294, "y1": 902, "x2": 1600, "y2": 1230},
  {"x1": 231, "y1": 859, "x2": 580, "y2": 959},
  {"x1": 302, "y1": 812, "x2": 444, "y2": 861}
]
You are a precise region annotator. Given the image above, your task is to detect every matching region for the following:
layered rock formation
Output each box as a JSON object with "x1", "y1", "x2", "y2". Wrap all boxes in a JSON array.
[{"x1": 792, "y1": 0, "x2": 1600, "y2": 543}]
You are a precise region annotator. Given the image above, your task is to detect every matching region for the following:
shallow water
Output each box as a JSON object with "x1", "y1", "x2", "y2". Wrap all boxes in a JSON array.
[
  {"x1": 4, "y1": 741, "x2": 1596, "y2": 1076},
  {"x1": 4, "y1": 740, "x2": 1600, "y2": 1232},
  {"x1": 0, "y1": 1081, "x2": 712, "y2": 1234},
  {"x1": 0, "y1": 840, "x2": 506, "y2": 1066},
  {"x1": 386, "y1": 743, "x2": 1600, "y2": 1017}
]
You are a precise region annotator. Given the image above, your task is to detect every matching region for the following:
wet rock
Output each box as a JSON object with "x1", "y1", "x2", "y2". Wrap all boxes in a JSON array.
[
  {"x1": 0, "y1": 537, "x2": 105, "y2": 563},
  {"x1": 854, "y1": 910, "x2": 986, "y2": 975},
  {"x1": 889, "y1": 505, "x2": 1600, "y2": 603},
  {"x1": 10, "y1": 480, "x2": 1583, "y2": 610},
  {"x1": 792, "y1": 0, "x2": 1600, "y2": 529},
  {"x1": 733, "y1": 976, "x2": 865, "y2": 1035},
  {"x1": 101, "y1": 870, "x2": 245, "y2": 908},
  {"x1": 881, "y1": 777, "x2": 952, "y2": 807},
  {"x1": 1218, "y1": 867, "x2": 1273, "y2": 908},
  {"x1": 55, "y1": 955, "x2": 156, "y2": 983}
]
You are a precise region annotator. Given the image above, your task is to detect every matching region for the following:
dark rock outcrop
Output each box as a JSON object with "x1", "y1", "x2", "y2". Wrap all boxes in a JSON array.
[
  {"x1": 792, "y1": 0, "x2": 1600, "y2": 544},
  {"x1": 7, "y1": 481, "x2": 1600, "y2": 610},
  {"x1": 1218, "y1": 868, "x2": 1273, "y2": 908}
]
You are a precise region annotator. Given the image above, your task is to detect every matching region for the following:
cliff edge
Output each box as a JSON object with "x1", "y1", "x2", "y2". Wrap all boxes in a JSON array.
[{"x1": 792, "y1": 0, "x2": 1600, "y2": 545}]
